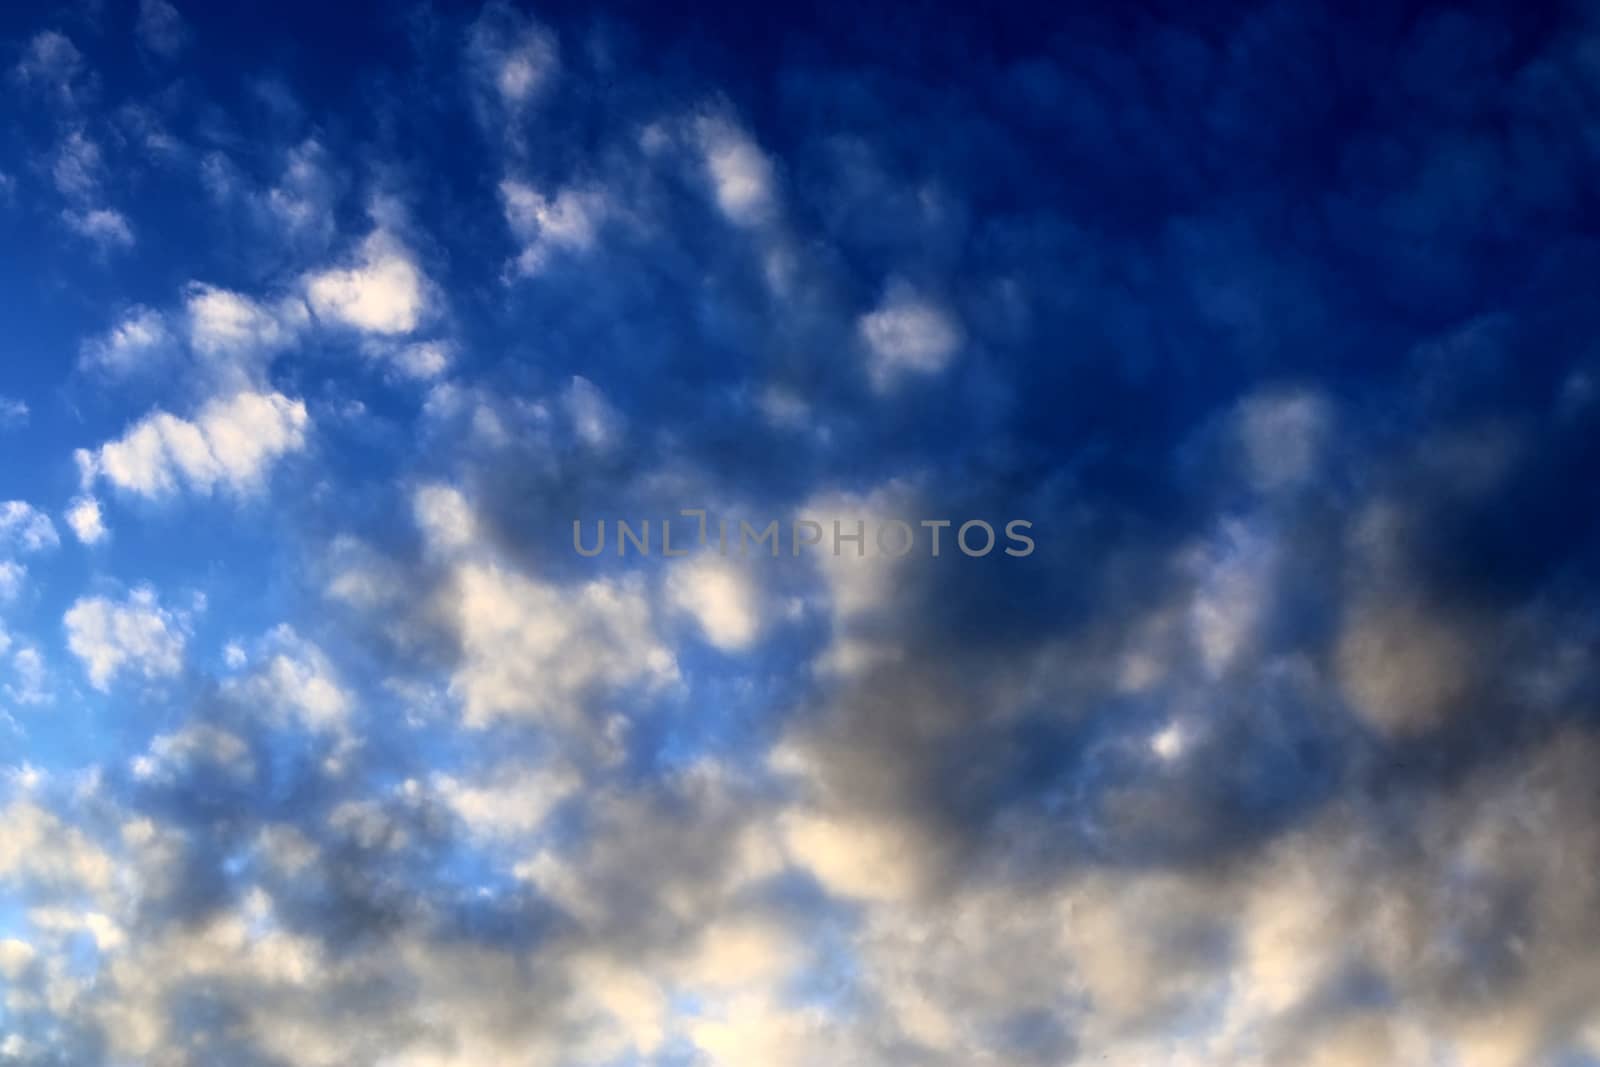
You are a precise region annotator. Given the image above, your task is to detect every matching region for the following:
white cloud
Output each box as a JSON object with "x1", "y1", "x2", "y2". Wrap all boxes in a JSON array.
[
  {"x1": 64, "y1": 497, "x2": 107, "y2": 545},
  {"x1": 132, "y1": 723, "x2": 253, "y2": 783},
  {"x1": 80, "y1": 390, "x2": 310, "y2": 498},
  {"x1": 696, "y1": 117, "x2": 776, "y2": 227},
  {"x1": 366, "y1": 338, "x2": 454, "y2": 381},
  {"x1": 563, "y1": 375, "x2": 621, "y2": 447},
  {"x1": 185, "y1": 283, "x2": 304, "y2": 362},
  {"x1": 136, "y1": 0, "x2": 190, "y2": 59},
  {"x1": 432, "y1": 763, "x2": 578, "y2": 838},
  {"x1": 0, "y1": 501, "x2": 59, "y2": 553},
  {"x1": 466, "y1": 1, "x2": 560, "y2": 113},
  {"x1": 12, "y1": 31, "x2": 82, "y2": 104},
  {"x1": 668, "y1": 555, "x2": 761, "y2": 650},
  {"x1": 858, "y1": 286, "x2": 961, "y2": 392},
  {"x1": 0, "y1": 562, "x2": 22, "y2": 601},
  {"x1": 0, "y1": 397, "x2": 26, "y2": 429},
  {"x1": 63, "y1": 587, "x2": 186, "y2": 690},
  {"x1": 224, "y1": 626, "x2": 351, "y2": 732},
  {"x1": 411, "y1": 485, "x2": 677, "y2": 727},
  {"x1": 413, "y1": 484, "x2": 479, "y2": 554},
  {"x1": 305, "y1": 231, "x2": 430, "y2": 335},
  {"x1": 80, "y1": 306, "x2": 168, "y2": 376},
  {"x1": 6, "y1": 646, "x2": 48, "y2": 706},
  {"x1": 447, "y1": 562, "x2": 677, "y2": 727},
  {"x1": 52, "y1": 130, "x2": 102, "y2": 199},
  {"x1": 500, "y1": 180, "x2": 608, "y2": 275},
  {"x1": 63, "y1": 207, "x2": 134, "y2": 248},
  {"x1": 1236, "y1": 387, "x2": 1330, "y2": 491}
]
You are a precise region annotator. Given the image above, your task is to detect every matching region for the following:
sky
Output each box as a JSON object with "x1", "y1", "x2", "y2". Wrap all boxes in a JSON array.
[{"x1": 1, "y1": 0, "x2": 1599, "y2": 1064}]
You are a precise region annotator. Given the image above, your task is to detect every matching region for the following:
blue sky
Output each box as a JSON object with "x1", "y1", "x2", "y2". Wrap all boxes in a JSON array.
[{"x1": 2, "y1": 0, "x2": 1600, "y2": 1064}]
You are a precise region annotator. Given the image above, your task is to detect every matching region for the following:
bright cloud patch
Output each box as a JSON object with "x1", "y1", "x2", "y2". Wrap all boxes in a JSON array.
[
  {"x1": 63, "y1": 587, "x2": 186, "y2": 690},
  {"x1": 697, "y1": 117, "x2": 776, "y2": 227},
  {"x1": 858, "y1": 287, "x2": 962, "y2": 391},
  {"x1": 667, "y1": 554, "x2": 761, "y2": 650},
  {"x1": 80, "y1": 306, "x2": 168, "y2": 376},
  {"x1": 0, "y1": 502, "x2": 58, "y2": 554},
  {"x1": 64, "y1": 497, "x2": 107, "y2": 545},
  {"x1": 305, "y1": 231, "x2": 430, "y2": 335},
  {"x1": 500, "y1": 179, "x2": 607, "y2": 275},
  {"x1": 80, "y1": 391, "x2": 310, "y2": 497}
]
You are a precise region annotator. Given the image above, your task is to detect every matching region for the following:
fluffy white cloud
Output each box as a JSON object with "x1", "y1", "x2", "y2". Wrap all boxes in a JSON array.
[
  {"x1": 0, "y1": 501, "x2": 59, "y2": 553},
  {"x1": 63, "y1": 207, "x2": 134, "y2": 248},
  {"x1": 466, "y1": 1, "x2": 559, "y2": 113},
  {"x1": 185, "y1": 284, "x2": 305, "y2": 361},
  {"x1": 412, "y1": 484, "x2": 678, "y2": 727},
  {"x1": 500, "y1": 179, "x2": 608, "y2": 275},
  {"x1": 380, "y1": 339, "x2": 454, "y2": 381},
  {"x1": 64, "y1": 497, "x2": 107, "y2": 545},
  {"x1": 667, "y1": 555, "x2": 761, "y2": 650},
  {"x1": 80, "y1": 306, "x2": 168, "y2": 376},
  {"x1": 858, "y1": 286, "x2": 962, "y2": 391},
  {"x1": 224, "y1": 626, "x2": 351, "y2": 732},
  {"x1": 305, "y1": 232, "x2": 430, "y2": 335},
  {"x1": 63, "y1": 587, "x2": 186, "y2": 690},
  {"x1": 79, "y1": 391, "x2": 310, "y2": 498},
  {"x1": 432, "y1": 763, "x2": 578, "y2": 838},
  {"x1": 451, "y1": 562, "x2": 676, "y2": 728},
  {"x1": 696, "y1": 118, "x2": 776, "y2": 227}
]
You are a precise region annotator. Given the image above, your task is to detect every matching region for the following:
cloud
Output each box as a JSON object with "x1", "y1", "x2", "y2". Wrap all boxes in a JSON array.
[
  {"x1": 79, "y1": 306, "x2": 169, "y2": 376},
  {"x1": 0, "y1": 561, "x2": 23, "y2": 601},
  {"x1": 367, "y1": 338, "x2": 454, "y2": 381},
  {"x1": 63, "y1": 587, "x2": 187, "y2": 690},
  {"x1": 79, "y1": 390, "x2": 311, "y2": 498},
  {"x1": 0, "y1": 396, "x2": 26, "y2": 429},
  {"x1": 62, "y1": 207, "x2": 135, "y2": 248},
  {"x1": 0, "y1": 501, "x2": 59, "y2": 554},
  {"x1": 185, "y1": 283, "x2": 305, "y2": 363},
  {"x1": 696, "y1": 117, "x2": 777, "y2": 227},
  {"x1": 1234, "y1": 386, "x2": 1331, "y2": 491},
  {"x1": 64, "y1": 497, "x2": 107, "y2": 545},
  {"x1": 858, "y1": 285, "x2": 962, "y2": 391},
  {"x1": 52, "y1": 129, "x2": 103, "y2": 199},
  {"x1": 412, "y1": 484, "x2": 678, "y2": 728},
  {"x1": 562, "y1": 375, "x2": 621, "y2": 448},
  {"x1": 11, "y1": 31, "x2": 82, "y2": 105},
  {"x1": 667, "y1": 554, "x2": 762, "y2": 650},
  {"x1": 136, "y1": 0, "x2": 190, "y2": 59},
  {"x1": 223, "y1": 625, "x2": 352, "y2": 732},
  {"x1": 305, "y1": 231, "x2": 431, "y2": 335},
  {"x1": 500, "y1": 179, "x2": 608, "y2": 275},
  {"x1": 466, "y1": 0, "x2": 560, "y2": 117}
]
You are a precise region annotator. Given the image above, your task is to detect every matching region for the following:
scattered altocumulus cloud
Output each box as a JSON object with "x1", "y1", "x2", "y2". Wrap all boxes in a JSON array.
[
  {"x1": 64, "y1": 497, "x2": 107, "y2": 545},
  {"x1": 0, "y1": 502, "x2": 59, "y2": 554},
  {"x1": 63, "y1": 587, "x2": 187, "y2": 690},
  {"x1": 136, "y1": 0, "x2": 190, "y2": 59},
  {"x1": 78, "y1": 391, "x2": 311, "y2": 498},
  {"x1": 305, "y1": 231, "x2": 431, "y2": 335},
  {"x1": 696, "y1": 117, "x2": 777, "y2": 227},
  {"x1": 80, "y1": 306, "x2": 169, "y2": 376},
  {"x1": 858, "y1": 285, "x2": 962, "y2": 391}
]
